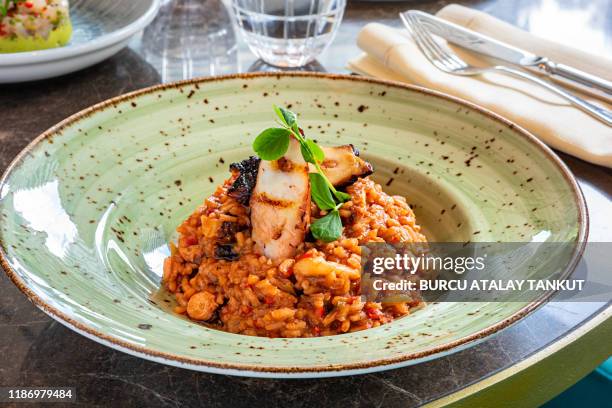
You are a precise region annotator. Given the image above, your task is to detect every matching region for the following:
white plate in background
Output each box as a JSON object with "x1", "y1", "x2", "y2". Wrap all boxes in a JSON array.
[{"x1": 0, "y1": 0, "x2": 160, "y2": 83}]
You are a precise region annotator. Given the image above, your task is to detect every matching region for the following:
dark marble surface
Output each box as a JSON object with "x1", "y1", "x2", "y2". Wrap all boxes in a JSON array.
[{"x1": 1, "y1": 0, "x2": 611, "y2": 407}]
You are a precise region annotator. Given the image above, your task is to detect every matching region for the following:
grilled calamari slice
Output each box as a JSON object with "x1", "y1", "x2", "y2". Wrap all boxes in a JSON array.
[
  {"x1": 250, "y1": 138, "x2": 311, "y2": 261},
  {"x1": 317, "y1": 144, "x2": 373, "y2": 187},
  {"x1": 228, "y1": 145, "x2": 371, "y2": 206}
]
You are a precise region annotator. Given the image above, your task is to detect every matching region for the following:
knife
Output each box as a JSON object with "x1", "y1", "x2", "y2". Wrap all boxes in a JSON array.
[{"x1": 404, "y1": 10, "x2": 612, "y2": 99}]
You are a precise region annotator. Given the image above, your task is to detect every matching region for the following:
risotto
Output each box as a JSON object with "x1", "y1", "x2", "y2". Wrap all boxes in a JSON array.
[
  {"x1": 162, "y1": 108, "x2": 427, "y2": 338},
  {"x1": 163, "y1": 175, "x2": 427, "y2": 338}
]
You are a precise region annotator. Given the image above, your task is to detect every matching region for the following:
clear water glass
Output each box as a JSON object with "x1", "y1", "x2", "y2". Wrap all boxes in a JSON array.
[
  {"x1": 231, "y1": 0, "x2": 346, "y2": 68},
  {"x1": 138, "y1": 0, "x2": 237, "y2": 82}
]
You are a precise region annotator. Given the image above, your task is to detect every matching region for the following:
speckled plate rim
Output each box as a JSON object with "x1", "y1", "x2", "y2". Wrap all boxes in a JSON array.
[
  {"x1": 0, "y1": 0, "x2": 160, "y2": 66},
  {"x1": 0, "y1": 72, "x2": 589, "y2": 378}
]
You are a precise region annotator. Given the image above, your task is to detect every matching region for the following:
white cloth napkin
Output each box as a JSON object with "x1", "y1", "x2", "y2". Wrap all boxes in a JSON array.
[{"x1": 348, "y1": 4, "x2": 612, "y2": 168}]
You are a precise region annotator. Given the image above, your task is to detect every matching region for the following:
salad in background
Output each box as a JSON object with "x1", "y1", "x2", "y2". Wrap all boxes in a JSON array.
[{"x1": 0, "y1": 0, "x2": 72, "y2": 53}]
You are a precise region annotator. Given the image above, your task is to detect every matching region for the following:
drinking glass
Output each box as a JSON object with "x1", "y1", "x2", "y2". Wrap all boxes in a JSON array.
[
  {"x1": 138, "y1": 0, "x2": 238, "y2": 82},
  {"x1": 230, "y1": 0, "x2": 346, "y2": 68}
]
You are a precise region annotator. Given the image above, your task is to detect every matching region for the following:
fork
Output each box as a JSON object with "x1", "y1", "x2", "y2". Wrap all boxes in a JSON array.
[{"x1": 400, "y1": 13, "x2": 612, "y2": 126}]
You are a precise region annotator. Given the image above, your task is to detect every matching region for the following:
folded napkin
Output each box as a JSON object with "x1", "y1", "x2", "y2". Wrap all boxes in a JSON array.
[{"x1": 348, "y1": 4, "x2": 612, "y2": 168}]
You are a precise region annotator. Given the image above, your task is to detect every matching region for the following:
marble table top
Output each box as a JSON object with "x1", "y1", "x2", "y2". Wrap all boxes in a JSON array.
[{"x1": 1, "y1": 0, "x2": 610, "y2": 406}]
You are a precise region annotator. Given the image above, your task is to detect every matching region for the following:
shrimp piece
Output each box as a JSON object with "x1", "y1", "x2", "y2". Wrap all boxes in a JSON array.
[{"x1": 186, "y1": 291, "x2": 218, "y2": 321}]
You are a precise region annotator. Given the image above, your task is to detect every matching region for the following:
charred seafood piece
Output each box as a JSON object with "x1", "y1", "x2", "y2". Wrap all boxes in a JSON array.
[
  {"x1": 227, "y1": 156, "x2": 261, "y2": 205},
  {"x1": 317, "y1": 144, "x2": 373, "y2": 187}
]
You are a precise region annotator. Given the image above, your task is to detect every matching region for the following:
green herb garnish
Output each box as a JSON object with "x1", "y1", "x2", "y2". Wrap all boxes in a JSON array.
[
  {"x1": 252, "y1": 106, "x2": 351, "y2": 242},
  {"x1": 251, "y1": 127, "x2": 291, "y2": 160},
  {"x1": 0, "y1": 1, "x2": 24, "y2": 17},
  {"x1": 310, "y1": 207, "x2": 343, "y2": 242},
  {"x1": 308, "y1": 173, "x2": 336, "y2": 211}
]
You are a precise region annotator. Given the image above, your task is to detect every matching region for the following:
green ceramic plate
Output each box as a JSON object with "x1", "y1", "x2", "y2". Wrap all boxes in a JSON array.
[{"x1": 0, "y1": 73, "x2": 587, "y2": 377}]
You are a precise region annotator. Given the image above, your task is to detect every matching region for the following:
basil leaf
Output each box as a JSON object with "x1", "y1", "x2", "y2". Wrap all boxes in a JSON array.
[
  {"x1": 274, "y1": 105, "x2": 297, "y2": 128},
  {"x1": 291, "y1": 123, "x2": 301, "y2": 135},
  {"x1": 273, "y1": 106, "x2": 286, "y2": 126},
  {"x1": 309, "y1": 173, "x2": 336, "y2": 210},
  {"x1": 310, "y1": 210, "x2": 343, "y2": 242},
  {"x1": 300, "y1": 139, "x2": 325, "y2": 165},
  {"x1": 252, "y1": 128, "x2": 291, "y2": 161},
  {"x1": 300, "y1": 141, "x2": 315, "y2": 164},
  {"x1": 333, "y1": 190, "x2": 352, "y2": 202},
  {"x1": 306, "y1": 139, "x2": 324, "y2": 162}
]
